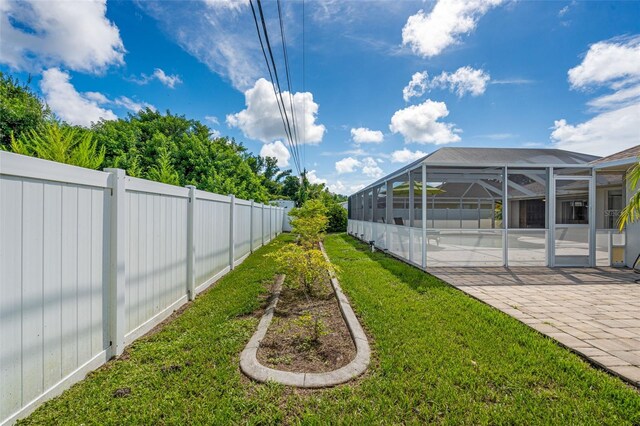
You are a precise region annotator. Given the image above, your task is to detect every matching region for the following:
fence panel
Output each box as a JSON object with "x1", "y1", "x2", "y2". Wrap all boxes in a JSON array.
[
  {"x1": 1, "y1": 154, "x2": 111, "y2": 425},
  {"x1": 252, "y1": 203, "x2": 263, "y2": 249},
  {"x1": 234, "y1": 201, "x2": 252, "y2": 261},
  {"x1": 0, "y1": 152, "x2": 285, "y2": 425},
  {"x1": 124, "y1": 178, "x2": 189, "y2": 338},
  {"x1": 193, "y1": 192, "x2": 231, "y2": 292},
  {"x1": 263, "y1": 206, "x2": 270, "y2": 243}
]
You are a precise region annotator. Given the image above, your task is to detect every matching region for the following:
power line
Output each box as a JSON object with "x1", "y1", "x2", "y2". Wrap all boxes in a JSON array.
[
  {"x1": 255, "y1": 0, "x2": 301, "y2": 174},
  {"x1": 248, "y1": 0, "x2": 301, "y2": 175},
  {"x1": 276, "y1": 0, "x2": 301, "y2": 171}
]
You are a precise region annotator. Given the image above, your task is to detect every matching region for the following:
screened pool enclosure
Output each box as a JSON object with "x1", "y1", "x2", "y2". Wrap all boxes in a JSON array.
[{"x1": 347, "y1": 147, "x2": 632, "y2": 268}]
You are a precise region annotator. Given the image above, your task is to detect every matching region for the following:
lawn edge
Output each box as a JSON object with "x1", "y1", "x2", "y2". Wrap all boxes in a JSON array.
[{"x1": 239, "y1": 242, "x2": 371, "y2": 388}]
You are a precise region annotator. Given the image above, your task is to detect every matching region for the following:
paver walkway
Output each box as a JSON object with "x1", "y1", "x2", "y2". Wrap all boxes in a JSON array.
[{"x1": 428, "y1": 267, "x2": 640, "y2": 387}]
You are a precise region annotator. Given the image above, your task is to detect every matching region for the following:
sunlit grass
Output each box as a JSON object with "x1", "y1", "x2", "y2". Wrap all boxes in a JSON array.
[{"x1": 20, "y1": 233, "x2": 640, "y2": 425}]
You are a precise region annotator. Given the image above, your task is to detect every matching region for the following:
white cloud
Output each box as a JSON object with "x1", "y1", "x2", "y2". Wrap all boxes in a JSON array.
[
  {"x1": 431, "y1": 66, "x2": 490, "y2": 97},
  {"x1": 403, "y1": 71, "x2": 429, "y2": 102},
  {"x1": 335, "y1": 157, "x2": 361, "y2": 174},
  {"x1": 40, "y1": 68, "x2": 117, "y2": 127},
  {"x1": 327, "y1": 180, "x2": 347, "y2": 194},
  {"x1": 390, "y1": 148, "x2": 428, "y2": 163},
  {"x1": 568, "y1": 36, "x2": 640, "y2": 89},
  {"x1": 404, "y1": 66, "x2": 490, "y2": 100},
  {"x1": 558, "y1": 6, "x2": 569, "y2": 17},
  {"x1": 204, "y1": 0, "x2": 248, "y2": 11},
  {"x1": 137, "y1": 1, "x2": 261, "y2": 91},
  {"x1": 306, "y1": 170, "x2": 327, "y2": 185},
  {"x1": 550, "y1": 104, "x2": 640, "y2": 156},
  {"x1": 129, "y1": 68, "x2": 183, "y2": 88},
  {"x1": 326, "y1": 180, "x2": 366, "y2": 195},
  {"x1": 402, "y1": 0, "x2": 503, "y2": 58},
  {"x1": 361, "y1": 157, "x2": 384, "y2": 178},
  {"x1": 205, "y1": 116, "x2": 220, "y2": 125},
  {"x1": 84, "y1": 92, "x2": 154, "y2": 113},
  {"x1": 551, "y1": 36, "x2": 640, "y2": 156},
  {"x1": 112, "y1": 96, "x2": 155, "y2": 113},
  {"x1": 389, "y1": 99, "x2": 461, "y2": 144},
  {"x1": 83, "y1": 91, "x2": 110, "y2": 105},
  {"x1": 587, "y1": 84, "x2": 640, "y2": 111},
  {"x1": 260, "y1": 141, "x2": 290, "y2": 168},
  {"x1": 152, "y1": 69, "x2": 182, "y2": 88},
  {"x1": 0, "y1": 0, "x2": 124, "y2": 73},
  {"x1": 490, "y1": 78, "x2": 534, "y2": 85},
  {"x1": 335, "y1": 156, "x2": 384, "y2": 178},
  {"x1": 227, "y1": 78, "x2": 326, "y2": 144},
  {"x1": 350, "y1": 127, "x2": 384, "y2": 144}
]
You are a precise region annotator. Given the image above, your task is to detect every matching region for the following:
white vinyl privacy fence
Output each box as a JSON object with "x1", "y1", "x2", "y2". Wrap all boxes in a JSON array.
[{"x1": 0, "y1": 152, "x2": 285, "y2": 425}]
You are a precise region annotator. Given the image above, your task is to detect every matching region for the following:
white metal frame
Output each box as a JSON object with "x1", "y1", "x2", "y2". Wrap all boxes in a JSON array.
[{"x1": 549, "y1": 174, "x2": 594, "y2": 267}]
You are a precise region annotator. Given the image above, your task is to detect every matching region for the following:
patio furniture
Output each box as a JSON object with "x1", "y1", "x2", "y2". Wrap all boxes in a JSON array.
[
  {"x1": 426, "y1": 230, "x2": 440, "y2": 246},
  {"x1": 634, "y1": 254, "x2": 640, "y2": 283}
]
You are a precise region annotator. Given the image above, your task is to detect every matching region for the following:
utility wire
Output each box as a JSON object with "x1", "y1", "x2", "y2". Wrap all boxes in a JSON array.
[
  {"x1": 255, "y1": 0, "x2": 301, "y2": 174},
  {"x1": 276, "y1": 0, "x2": 301, "y2": 170},
  {"x1": 249, "y1": 0, "x2": 301, "y2": 175}
]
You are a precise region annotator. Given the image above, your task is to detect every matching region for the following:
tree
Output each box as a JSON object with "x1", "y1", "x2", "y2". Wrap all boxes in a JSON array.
[
  {"x1": 0, "y1": 72, "x2": 51, "y2": 149},
  {"x1": 11, "y1": 122, "x2": 105, "y2": 169},
  {"x1": 326, "y1": 201, "x2": 347, "y2": 232},
  {"x1": 618, "y1": 159, "x2": 640, "y2": 231},
  {"x1": 147, "y1": 148, "x2": 180, "y2": 185},
  {"x1": 0, "y1": 70, "x2": 348, "y2": 205},
  {"x1": 93, "y1": 109, "x2": 271, "y2": 201},
  {"x1": 289, "y1": 199, "x2": 328, "y2": 247}
]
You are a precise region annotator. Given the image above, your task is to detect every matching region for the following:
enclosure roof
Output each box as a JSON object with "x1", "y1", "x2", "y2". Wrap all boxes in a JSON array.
[
  {"x1": 421, "y1": 147, "x2": 598, "y2": 165},
  {"x1": 591, "y1": 144, "x2": 640, "y2": 169},
  {"x1": 352, "y1": 147, "x2": 599, "y2": 196}
]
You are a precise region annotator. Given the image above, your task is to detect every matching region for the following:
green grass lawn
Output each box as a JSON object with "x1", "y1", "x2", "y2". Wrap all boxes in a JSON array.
[{"x1": 21, "y1": 233, "x2": 640, "y2": 425}]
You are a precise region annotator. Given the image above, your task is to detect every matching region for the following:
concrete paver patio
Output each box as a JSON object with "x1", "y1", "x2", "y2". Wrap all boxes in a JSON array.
[{"x1": 428, "y1": 267, "x2": 640, "y2": 387}]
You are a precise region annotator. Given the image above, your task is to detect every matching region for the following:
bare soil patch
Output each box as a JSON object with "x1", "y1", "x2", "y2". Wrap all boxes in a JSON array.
[{"x1": 256, "y1": 276, "x2": 356, "y2": 373}]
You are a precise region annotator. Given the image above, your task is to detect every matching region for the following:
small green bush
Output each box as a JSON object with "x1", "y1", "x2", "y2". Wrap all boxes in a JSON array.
[
  {"x1": 326, "y1": 202, "x2": 347, "y2": 233},
  {"x1": 11, "y1": 122, "x2": 105, "y2": 169},
  {"x1": 289, "y1": 199, "x2": 328, "y2": 247},
  {"x1": 267, "y1": 243, "x2": 333, "y2": 297},
  {"x1": 291, "y1": 311, "x2": 329, "y2": 350}
]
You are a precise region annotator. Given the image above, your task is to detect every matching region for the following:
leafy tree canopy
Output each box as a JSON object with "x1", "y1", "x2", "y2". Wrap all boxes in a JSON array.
[
  {"x1": 1, "y1": 71, "x2": 349, "y2": 213},
  {"x1": 0, "y1": 71, "x2": 51, "y2": 149}
]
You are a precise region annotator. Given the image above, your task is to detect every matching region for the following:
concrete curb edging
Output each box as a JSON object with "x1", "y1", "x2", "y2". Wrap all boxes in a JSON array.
[{"x1": 240, "y1": 242, "x2": 370, "y2": 388}]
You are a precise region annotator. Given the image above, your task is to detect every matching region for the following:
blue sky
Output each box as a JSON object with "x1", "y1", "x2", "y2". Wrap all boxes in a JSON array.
[{"x1": 1, "y1": 0, "x2": 639, "y2": 194}]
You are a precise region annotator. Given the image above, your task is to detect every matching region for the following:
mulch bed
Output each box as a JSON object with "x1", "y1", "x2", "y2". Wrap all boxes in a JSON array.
[{"x1": 256, "y1": 276, "x2": 356, "y2": 373}]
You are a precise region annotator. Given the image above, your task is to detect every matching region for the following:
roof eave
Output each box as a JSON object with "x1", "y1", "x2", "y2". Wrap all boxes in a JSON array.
[{"x1": 592, "y1": 157, "x2": 638, "y2": 170}]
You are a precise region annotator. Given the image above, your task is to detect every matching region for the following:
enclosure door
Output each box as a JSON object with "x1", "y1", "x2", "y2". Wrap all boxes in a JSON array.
[{"x1": 553, "y1": 177, "x2": 592, "y2": 267}]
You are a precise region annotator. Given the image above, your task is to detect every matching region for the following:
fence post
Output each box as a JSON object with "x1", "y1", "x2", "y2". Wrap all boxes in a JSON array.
[
  {"x1": 261, "y1": 203, "x2": 265, "y2": 246},
  {"x1": 229, "y1": 194, "x2": 235, "y2": 270},
  {"x1": 250, "y1": 200, "x2": 255, "y2": 253},
  {"x1": 269, "y1": 206, "x2": 273, "y2": 241},
  {"x1": 105, "y1": 168, "x2": 127, "y2": 358},
  {"x1": 186, "y1": 185, "x2": 196, "y2": 300}
]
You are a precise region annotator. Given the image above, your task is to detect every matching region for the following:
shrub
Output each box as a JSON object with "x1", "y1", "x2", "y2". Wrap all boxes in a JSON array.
[
  {"x1": 267, "y1": 243, "x2": 333, "y2": 297},
  {"x1": 289, "y1": 199, "x2": 328, "y2": 247},
  {"x1": 291, "y1": 312, "x2": 329, "y2": 350},
  {"x1": 326, "y1": 201, "x2": 347, "y2": 233},
  {"x1": 11, "y1": 122, "x2": 105, "y2": 169}
]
